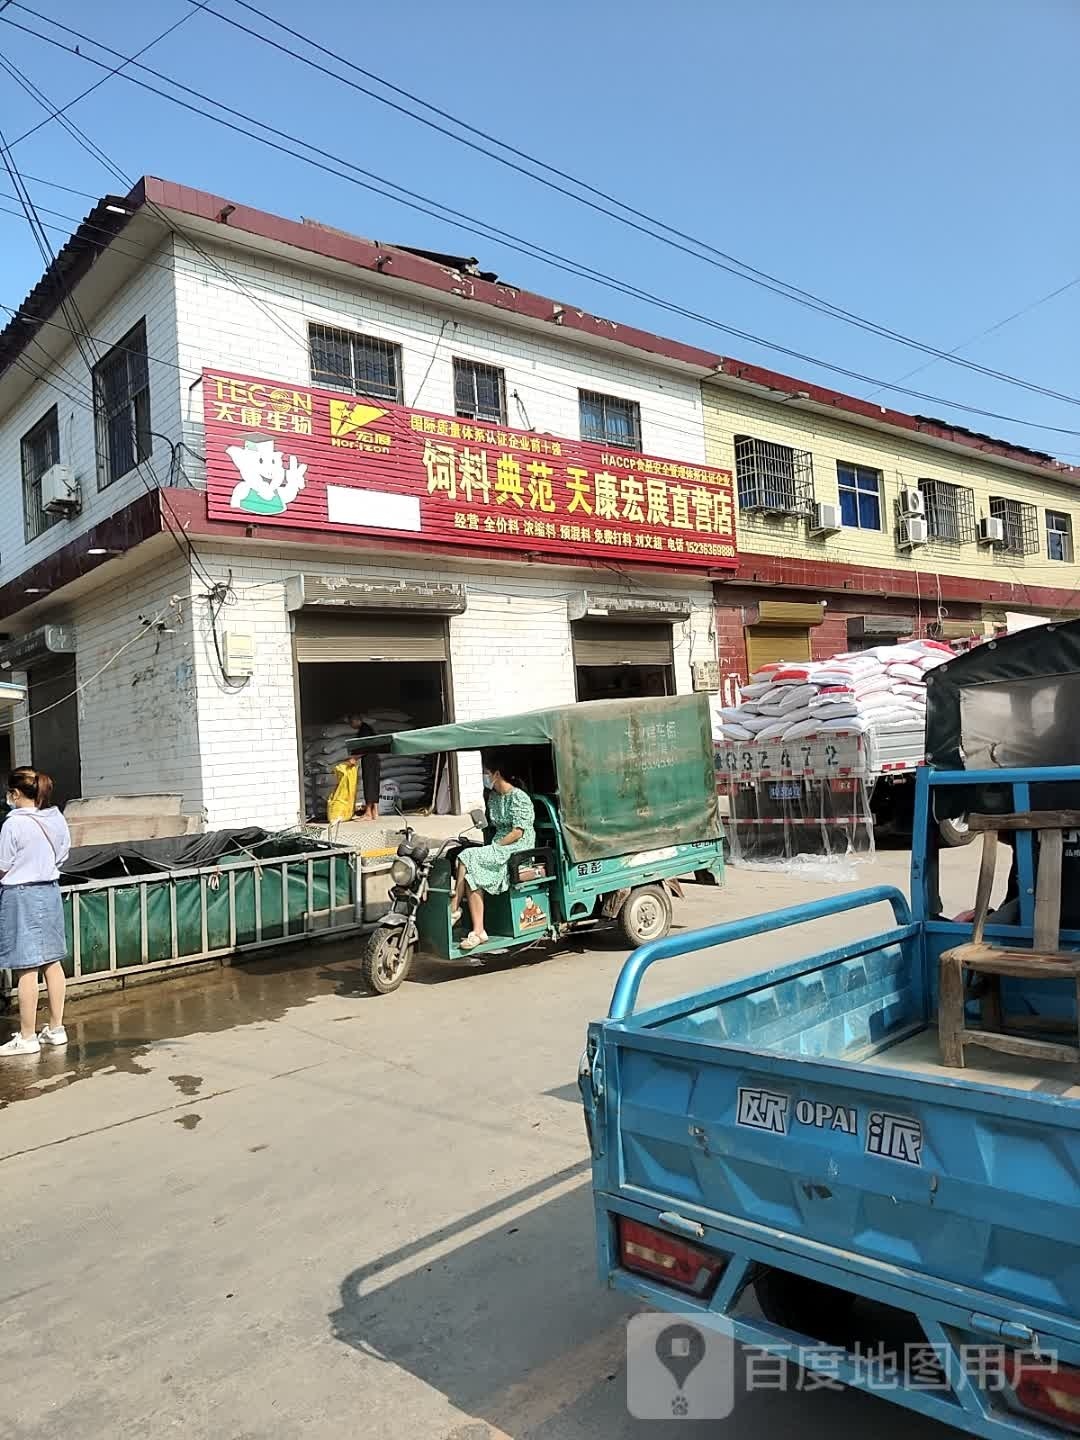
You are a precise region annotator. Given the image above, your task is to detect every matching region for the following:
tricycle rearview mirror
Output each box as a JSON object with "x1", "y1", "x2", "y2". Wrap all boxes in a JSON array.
[{"x1": 470, "y1": 808, "x2": 486, "y2": 827}]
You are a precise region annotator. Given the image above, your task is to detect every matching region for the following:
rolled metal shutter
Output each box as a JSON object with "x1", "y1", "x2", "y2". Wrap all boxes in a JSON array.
[
  {"x1": 744, "y1": 624, "x2": 812, "y2": 674},
  {"x1": 572, "y1": 621, "x2": 674, "y2": 668},
  {"x1": 293, "y1": 612, "x2": 449, "y2": 663}
]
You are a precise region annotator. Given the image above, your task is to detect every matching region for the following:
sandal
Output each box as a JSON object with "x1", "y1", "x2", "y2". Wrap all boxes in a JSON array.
[
  {"x1": 459, "y1": 931, "x2": 488, "y2": 951},
  {"x1": 450, "y1": 906, "x2": 462, "y2": 924}
]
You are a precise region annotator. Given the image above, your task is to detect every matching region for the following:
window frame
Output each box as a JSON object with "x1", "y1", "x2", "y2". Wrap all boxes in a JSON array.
[
  {"x1": 918, "y1": 477, "x2": 976, "y2": 545},
  {"x1": 20, "y1": 405, "x2": 61, "y2": 542},
  {"x1": 308, "y1": 323, "x2": 404, "y2": 404},
  {"x1": 453, "y1": 357, "x2": 507, "y2": 425},
  {"x1": 578, "y1": 389, "x2": 642, "y2": 452},
  {"x1": 836, "y1": 460, "x2": 883, "y2": 531},
  {"x1": 734, "y1": 433, "x2": 815, "y2": 514},
  {"x1": 1046, "y1": 509, "x2": 1073, "y2": 564},
  {"x1": 92, "y1": 318, "x2": 151, "y2": 490},
  {"x1": 989, "y1": 495, "x2": 1040, "y2": 557}
]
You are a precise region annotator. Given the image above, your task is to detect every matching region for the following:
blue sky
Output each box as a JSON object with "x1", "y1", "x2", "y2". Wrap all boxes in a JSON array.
[{"x1": 2, "y1": 0, "x2": 1079, "y2": 456}]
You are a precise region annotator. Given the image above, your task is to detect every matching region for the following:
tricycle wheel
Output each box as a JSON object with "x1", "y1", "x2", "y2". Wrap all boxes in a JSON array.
[
  {"x1": 361, "y1": 929, "x2": 415, "y2": 995},
  {"x1": 939, "y1": 814, "x2": 975, "y2": 847},
  {"x1": 755, "y1": 1269, "x2": 856, "y2": 1344},
  {"x1": 619, "y1": 885, "x2": 673, "y2": 946}
]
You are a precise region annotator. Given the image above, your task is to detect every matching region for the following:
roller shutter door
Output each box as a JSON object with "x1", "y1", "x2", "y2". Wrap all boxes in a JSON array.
[
  {"x1": 293, "y1": 612, "x2": 449, "y2": 663},
  {"x1": 744, "y1": 623, "x2": 812, "y2": 674},
  {"x1": 572, "y1": 621, "x2": 674, "y2": 668}
]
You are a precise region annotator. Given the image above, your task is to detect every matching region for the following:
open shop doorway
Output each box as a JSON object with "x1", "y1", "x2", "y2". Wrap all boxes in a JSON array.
[{"x1": 297, "y1": 659, "x2": 451, "y2": 820}]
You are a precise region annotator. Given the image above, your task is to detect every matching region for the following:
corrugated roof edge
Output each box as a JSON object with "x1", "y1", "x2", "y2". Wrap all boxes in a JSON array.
[
  {"x1": 0, "y1": 179, "x2": 147, "y2": 381},
  {"x1": 2, "y1": 174, "x2": 1077, "y2": 481}
]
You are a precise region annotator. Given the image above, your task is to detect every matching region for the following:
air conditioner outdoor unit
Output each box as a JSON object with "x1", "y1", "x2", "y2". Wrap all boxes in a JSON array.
[
  {"x1": 898, "y1": 517, "x2": 928, "y2": 549},
  {"x1": 978, "y1": 516, "x2": 1005, "y2": 546},
  {"x1": 810, "y1": 501, "x2": 842, "y2": 534},
  {"x1": 40, "y1": 464, "x2": 80, "y2": 516},
  {"x1": 898, "y1": 487, "x2": 925, "y2": 517}
]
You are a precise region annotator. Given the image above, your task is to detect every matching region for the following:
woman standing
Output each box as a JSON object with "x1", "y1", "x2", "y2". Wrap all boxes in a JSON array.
[{"x1": 0, "y1": 768, "x2": 71, "y2": 1057}]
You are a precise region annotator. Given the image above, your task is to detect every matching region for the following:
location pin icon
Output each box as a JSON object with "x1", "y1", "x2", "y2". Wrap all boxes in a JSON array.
[{"x1": 655, "y1": 1322, "x2": 706, "y2": 1392}]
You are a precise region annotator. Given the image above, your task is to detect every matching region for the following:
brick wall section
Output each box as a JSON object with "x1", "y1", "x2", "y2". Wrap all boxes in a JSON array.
[
  {"x1": 71, "y1": 553, "x2": 201, "y2": 808},
  {"x1": 0, "y1": 239, "x2": 181, "y2": 586},
  {"x1": 702, "y1": 387, "x2": 1080, "y2": 596},
  {"x1": 171, "y1": 235, "x2": 708, "y2": 479},
  {"x1": 811, "y1": 613, "x2": 849, "y2": 663}
]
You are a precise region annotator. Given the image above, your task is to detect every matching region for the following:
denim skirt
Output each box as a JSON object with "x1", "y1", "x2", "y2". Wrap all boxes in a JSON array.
[{"x1": 0, "y1": 882, "x2": 67, "y2": 971}]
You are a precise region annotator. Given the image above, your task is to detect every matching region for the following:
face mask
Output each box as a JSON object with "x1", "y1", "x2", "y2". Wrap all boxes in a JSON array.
[{"x1": 482, "y1": 772, "x2": 494, "y2": 790}]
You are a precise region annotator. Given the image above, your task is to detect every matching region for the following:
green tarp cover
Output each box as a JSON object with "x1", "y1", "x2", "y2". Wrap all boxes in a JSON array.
[{"x1": 351, "y1": 694, "x2": 721, "y2": 863}]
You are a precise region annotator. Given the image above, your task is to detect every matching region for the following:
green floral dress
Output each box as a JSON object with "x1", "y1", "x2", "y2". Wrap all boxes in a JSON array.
[{"x1": 460, "y1": 787, "x2": 536, "y2": 895}]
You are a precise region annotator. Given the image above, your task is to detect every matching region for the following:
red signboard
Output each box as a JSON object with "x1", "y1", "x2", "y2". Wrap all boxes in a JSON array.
[{"x1": 202, "y1": 370, "x2": 737, "y2": 569}]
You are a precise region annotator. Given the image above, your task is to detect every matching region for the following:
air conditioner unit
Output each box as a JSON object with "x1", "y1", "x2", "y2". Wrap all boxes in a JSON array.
[
  {"x1": 898, "y1": 487, "x2": 925, "y2": 517},
  {"x1": 810, "y1": 501, "x2": 842, "y2": 534},
  {"x1": 898, "y1": 517, "x2": 928, "y2": 549},
  {"x1": 978, "y1": 516, "x2": 1005, "y2": 546},
  {"x1": 41, "y1": 464, "x2": 80, "y2": 516}
]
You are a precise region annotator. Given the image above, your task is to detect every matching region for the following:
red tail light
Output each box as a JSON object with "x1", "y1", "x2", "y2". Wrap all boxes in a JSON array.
[
  {"x1": 1009, "y1": 1356, "x2": 1080, "y2": 1432},
  {"x1": 618, "y1": 1217, "x2": 724, "y2": 1297}
]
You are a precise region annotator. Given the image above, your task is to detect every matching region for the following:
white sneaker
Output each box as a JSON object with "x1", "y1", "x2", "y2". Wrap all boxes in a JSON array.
[
  {"x1": 39, "y1": 1025, "x2": 67, "y2": 1047},
  {"x1": 0, "y1": 1032, "x2": 41, "y2": 1056}
]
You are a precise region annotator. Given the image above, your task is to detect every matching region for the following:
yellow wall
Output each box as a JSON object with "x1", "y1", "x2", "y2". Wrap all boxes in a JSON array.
[{"x1": 702, "y1": 384, "x2": 1080, "y2": 595}]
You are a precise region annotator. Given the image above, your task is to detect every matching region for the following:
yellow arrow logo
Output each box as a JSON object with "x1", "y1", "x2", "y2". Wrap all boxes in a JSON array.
[{"x1": 329, "y1": 399, "x2": 388, "y2": 438}]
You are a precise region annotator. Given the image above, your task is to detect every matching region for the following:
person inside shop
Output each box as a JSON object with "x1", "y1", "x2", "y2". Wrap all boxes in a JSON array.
[
  {"x1": 450, "y1": 751, "x2": 536, "y2": 951},
  {"x1": 346, "y1": 713, "x2": 382, "y2": 821},
  {"x1": 0, "y1": 767, "x2": 72, "y2": 1058}
]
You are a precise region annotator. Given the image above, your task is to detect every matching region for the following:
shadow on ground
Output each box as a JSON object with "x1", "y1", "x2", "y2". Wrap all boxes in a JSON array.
[{"x1": 328, "y1": 1165, "x2": 954, "y2": 1440}]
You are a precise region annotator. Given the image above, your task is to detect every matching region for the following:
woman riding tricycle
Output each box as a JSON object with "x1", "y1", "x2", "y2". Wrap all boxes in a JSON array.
[{"x1": 353, "y1": 694, "x2": 725, "y2": 994}]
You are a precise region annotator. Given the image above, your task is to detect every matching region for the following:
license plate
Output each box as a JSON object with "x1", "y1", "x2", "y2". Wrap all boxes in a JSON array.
[{"x1": 769, "y1": 782, "x2": 801, "y2": 800}]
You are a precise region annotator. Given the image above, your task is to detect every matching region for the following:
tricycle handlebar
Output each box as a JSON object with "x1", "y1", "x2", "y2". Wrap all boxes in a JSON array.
[{"x1": 608, "y1": 884, "x2": 911, "y2": 1021}]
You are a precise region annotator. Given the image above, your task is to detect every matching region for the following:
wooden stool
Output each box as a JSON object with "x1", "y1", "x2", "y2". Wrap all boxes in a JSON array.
[{"x1": 939, "y1": 811, "x2": 1080, "y2": 1068}]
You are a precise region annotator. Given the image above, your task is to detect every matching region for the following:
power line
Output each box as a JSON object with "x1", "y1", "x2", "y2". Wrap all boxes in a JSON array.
[
  {"x1": 178, "y1": 0, "x2": 1080, "y2": 408},
  {"x1": 0, "y1": 80, "x2": 219, "y2": 592},
  {"x1": 6, "y1": 1, "x2": 210, "y2": 149},
  {"x1": 865, "y1": 273, "x2": 1080, "y2": 400},
  {"x1": 6, "y1": 10, "x2": 1080, "y2": 446}
]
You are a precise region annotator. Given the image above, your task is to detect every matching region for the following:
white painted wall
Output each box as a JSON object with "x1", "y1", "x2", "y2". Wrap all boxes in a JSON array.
[
  {"x1": 192, "y1": 544, "x2": 713, "y2": 830},
  {"x1": 1, "y1": 225, "x2": 717, "y2": 828},
  {"x1": 169, "y1": 235, "x2": 707, "y2": 476},
  {"x1": 0, "y1": 238, "x2": 182, "y2": 583},
  {"x1": 71, "y1": 553, "x2": 202, "y2": 812}
]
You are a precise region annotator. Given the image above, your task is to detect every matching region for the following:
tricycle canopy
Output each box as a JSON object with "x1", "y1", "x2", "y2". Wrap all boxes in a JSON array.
[{"x1": 350, "y1": 693, "x2": 721, "y2": 864}]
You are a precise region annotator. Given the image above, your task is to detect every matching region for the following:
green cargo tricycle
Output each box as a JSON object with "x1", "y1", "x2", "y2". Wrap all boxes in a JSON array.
[{"x1": 352, "y1": 693, "x2": 725, "y2": 994}]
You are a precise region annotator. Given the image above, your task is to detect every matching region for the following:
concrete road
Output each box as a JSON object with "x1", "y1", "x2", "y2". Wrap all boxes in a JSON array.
[{"x1": 0, "y1": 846, "x2": 981, "y2": 1440}]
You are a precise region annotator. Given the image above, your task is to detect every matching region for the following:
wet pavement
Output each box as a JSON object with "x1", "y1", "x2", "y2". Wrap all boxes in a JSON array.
[{"x1": 0, "y1": 849, "x2": 978, "y2": 1439}]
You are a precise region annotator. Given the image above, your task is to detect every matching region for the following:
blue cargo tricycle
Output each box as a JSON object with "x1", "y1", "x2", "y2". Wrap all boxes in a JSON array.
[{"x1": 582, "y1": 619, "x2": 1080, "y2": 1437}]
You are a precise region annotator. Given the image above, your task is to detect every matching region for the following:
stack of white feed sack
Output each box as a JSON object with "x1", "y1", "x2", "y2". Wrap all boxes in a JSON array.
[{"x1": 716, "y1": 640, "x2": 953, "y2": 745}]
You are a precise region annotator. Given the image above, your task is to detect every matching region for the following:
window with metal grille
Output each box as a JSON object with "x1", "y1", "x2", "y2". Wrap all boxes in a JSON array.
[
  {"x1": 1046, "y1": 509, "x2": 1073, "y2": 563},
  {"x1": 918, "y1": 478, "x2": 976, "y2": 544},
  {"x1": 20, "y1": 406, "x2": 60, "y2": 541},
  {"x1": 309, "y1": 324, "x2": 403, "y2": 402},
  {"x1": 93, "y1": 319, "x2": 150, "y2": 488},
  {"x1": 454, "y1": 358, "x2": 506, "y2": 424},
  {"x1": 990, "y1": 496, "x2": 1040, "y2": 556},
  {"x1": 837, "y1": 461, "x2": 882, "y2": 530},
  {"x1": 735, "y1": 435, "x2": 814, "y2": 514},
  {"x1": 578, "y1": 390, "x2": 642, "y2": 451}
]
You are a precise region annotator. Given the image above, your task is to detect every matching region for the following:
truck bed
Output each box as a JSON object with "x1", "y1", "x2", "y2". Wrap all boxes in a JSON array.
[
  {"x1": 871, "y1": 1026, "x2": 1080, "y2": 1097},
  {"x1": 586, "y1": 887, "x2": 1080, "y2": 1330}
]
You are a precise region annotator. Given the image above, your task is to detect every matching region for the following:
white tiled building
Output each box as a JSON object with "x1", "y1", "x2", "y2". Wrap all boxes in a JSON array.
[{"x1": 0, "y1": 178, "x2": 730, "y2": 828}]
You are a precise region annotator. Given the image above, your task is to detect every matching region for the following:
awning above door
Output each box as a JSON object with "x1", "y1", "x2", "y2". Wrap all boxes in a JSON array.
[{"x1": 285, "y1": 574, "x2": 466, "y2": 614}]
